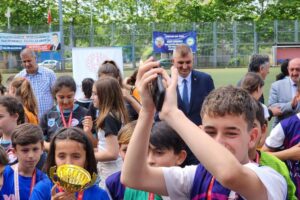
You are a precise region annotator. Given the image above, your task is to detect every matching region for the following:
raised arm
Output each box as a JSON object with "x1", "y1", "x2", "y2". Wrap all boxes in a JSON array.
[
  {"x1": 82, "y1": 116, "x2": 98, "y2": 147},
  {"x1": 121, "y1": 59, "x2": 168, "y2": 195},
  {"x1": 158, "y1": 68, "x2": 283, "y2": 199},
  {"x1": 158, "y1": 86, "x2": 270, "y2": 199},
  {"x1": 262, "y1": 123, "x2": 300, "y2": 161},
  {"x1": 263, "y1": 144, "x2": 300, "y2": 161},
  {"x1": 122, "y1": 60, "x2": 284, "y2": 199}
]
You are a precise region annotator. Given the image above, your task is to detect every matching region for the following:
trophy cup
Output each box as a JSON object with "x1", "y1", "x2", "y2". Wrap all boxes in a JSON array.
[{"x1": 49, "y1": 164, "x2": 97, "y2": 193}]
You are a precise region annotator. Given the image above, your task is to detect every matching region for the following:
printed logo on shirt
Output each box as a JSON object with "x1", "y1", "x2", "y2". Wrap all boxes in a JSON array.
[
  {"x1": 71, "y1": 119, "x2": 79, "y2": 127},
  {"x1": 48, "y1": 118, "x2": 55, "y2": 127}
]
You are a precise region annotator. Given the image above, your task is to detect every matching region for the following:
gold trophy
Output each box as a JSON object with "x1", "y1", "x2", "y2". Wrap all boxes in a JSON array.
[{"x1": 49, "y1": 164, "x2": 97, "y2": 193}]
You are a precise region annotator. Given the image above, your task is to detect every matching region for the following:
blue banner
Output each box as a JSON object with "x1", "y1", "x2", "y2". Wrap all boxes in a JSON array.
[
  {"x1": 153, "y1": 31, "x2": 197, "y2": 53},
  {"x1": 0, "y1": 45, "x2": 25, "y2": 51}
]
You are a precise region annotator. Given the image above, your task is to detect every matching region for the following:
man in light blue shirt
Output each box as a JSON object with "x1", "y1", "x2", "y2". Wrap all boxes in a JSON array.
[{"x1": 16, "y1": 48, "x2": 56, "y2": 119}]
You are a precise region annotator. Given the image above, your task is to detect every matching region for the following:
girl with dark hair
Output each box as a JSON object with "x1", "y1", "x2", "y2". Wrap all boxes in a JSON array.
[
  {"x1": 30, "y1": 127, "x2": 109, "y2": 199},
  {"x1": 75, "y1": 78, "x2": 94, "y2": 109},
  {"x1": 40, "y1": 75, "x2": 87, "y2": 151},
  {"x1": 276, "y1": 59, "x2": 289, "y2": 81},
  {"x1": 83, "y1": 77, "x2": 128, "y2": 188},
  {"x1": 0, "y1": 96, "x2": 24, "y2": 165}
]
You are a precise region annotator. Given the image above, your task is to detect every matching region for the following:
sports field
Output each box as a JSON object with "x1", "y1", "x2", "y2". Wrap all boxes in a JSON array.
[{"x1": 200, "y1": 67, "x2": 281, "y2": 102}]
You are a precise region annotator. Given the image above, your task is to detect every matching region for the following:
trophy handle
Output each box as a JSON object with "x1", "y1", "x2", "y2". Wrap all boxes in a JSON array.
[
  {"x1": 49, "y1": 166, "x2": 58, "y2": 183},
  {"x1": 83, "y1": 172, "x2": 97, "y2": 189}
]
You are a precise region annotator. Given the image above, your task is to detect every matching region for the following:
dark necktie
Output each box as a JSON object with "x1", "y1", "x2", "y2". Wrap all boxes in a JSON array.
[{"x1": 182, "y1": 79, "x2": 189, "y2": 111}]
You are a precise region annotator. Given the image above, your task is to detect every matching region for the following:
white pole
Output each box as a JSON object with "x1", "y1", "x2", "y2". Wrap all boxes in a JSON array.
[
  {"x1": 5, "y1": 7, "x2": 11, "y2": 31},
  {"x1": 58, "y1": 0, "x2": 64, "y2": 70}
]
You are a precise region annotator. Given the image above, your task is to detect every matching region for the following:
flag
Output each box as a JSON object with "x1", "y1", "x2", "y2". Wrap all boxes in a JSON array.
[{"x1": 47, "y1": 8, "x2": 52, "y2": 24}]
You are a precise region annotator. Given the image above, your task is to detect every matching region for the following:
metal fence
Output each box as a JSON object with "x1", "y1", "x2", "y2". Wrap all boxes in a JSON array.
[{"x1": 0, "y1": 20, "x2": 299, "y2": 71}]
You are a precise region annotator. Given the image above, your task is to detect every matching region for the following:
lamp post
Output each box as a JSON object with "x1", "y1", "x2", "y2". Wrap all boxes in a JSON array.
[
  {"x1": 90, "y1": 0, "x2": 94, "y2": 46},
  {"x1": 5, "y1": 7, "x2": 11, "y2": 31},
  {"x1": 5, "y1": 7, "x2": 13, "y2": 69},
  {"x1": 58, "y1": 0, "x2": 65, "y2": 70}
]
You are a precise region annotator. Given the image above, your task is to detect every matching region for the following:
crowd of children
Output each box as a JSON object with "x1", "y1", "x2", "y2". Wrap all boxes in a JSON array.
[{"x1": 0, "y1": 46, "x2": 299, "y2": 200}]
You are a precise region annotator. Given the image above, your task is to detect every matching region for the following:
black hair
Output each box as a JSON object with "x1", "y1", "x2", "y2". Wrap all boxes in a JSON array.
[
  {"x1": 0, "y1": 96, "x2": 25, "y2": 125},
  {"x1": 0, "y1": 85, "x2": 6, "y2": 95},
  {"x1": 45, "y1": 127, "x2": 97, "y2": 176},
  {"x1": 248, "y1": 54, "x2": 269, "y2": 73},
  {"x1": 0, "y1": 146, "x2": 8, "y2": 166},
  {"x1": 52, "y1": 75, "x2": 76, "y2": 97},
  {"x1": 126, "y1": 70, "x2": 138, "y2": 86},
  {"x1": 81, "y1": 78, "x2": 94, "y2": 99},
  {"x1": 276, "y1": 59, "x2": 289, "y2": 81},
  {"x1": 150, "y1": 121, "x2": 186, "y2": 154},
  {"x1": 11, "y1": 123, "x2": 43, "y2": 148}
]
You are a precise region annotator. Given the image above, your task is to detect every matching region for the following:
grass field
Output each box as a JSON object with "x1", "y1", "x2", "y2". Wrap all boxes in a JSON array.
[{"x1": 200, "y1": 67, "x2": 281, "y2": 103}]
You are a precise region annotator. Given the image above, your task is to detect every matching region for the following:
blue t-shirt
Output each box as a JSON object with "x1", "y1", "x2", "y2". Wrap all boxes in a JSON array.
[
  {"x1": 30, "y1": 176, "x2": 109, "y2": 200},
  {"x1": 0, "y1": 191, "x2": 4, "y2": 200},
  {"x1": 105, "y1": 171, "x2": 125, "y2": 199},
  {"x1": 1, "y1": 165, "x2": 47, "y2": 200}
]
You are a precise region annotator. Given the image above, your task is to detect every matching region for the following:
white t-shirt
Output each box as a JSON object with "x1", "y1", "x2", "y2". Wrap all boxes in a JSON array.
[
  {"x1": 265, "y1": 113, "x2": 300, "y2": 148},
  {"x1": 261, "y1": 103, "x2": 270, "y2": 120},
  {"x1": 162, "y1": 163, "x2": 287, "y2": 200}
]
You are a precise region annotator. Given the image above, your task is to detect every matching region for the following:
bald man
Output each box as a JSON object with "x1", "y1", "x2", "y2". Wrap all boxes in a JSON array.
[
  {"x1": 268, "y1": 58, "x2": 300, "y2": 127},
  {"x1": 16, "y1": 48, "x2": 56, "y2": 118}
]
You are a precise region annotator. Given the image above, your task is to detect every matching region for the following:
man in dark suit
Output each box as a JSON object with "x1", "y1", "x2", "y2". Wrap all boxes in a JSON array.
[
  {"x1": 51, "y1": 33, "x2": 61, "y2": 51},
  {"x1": 173, "y1": 44, "x2": 215, "y2": 165}
]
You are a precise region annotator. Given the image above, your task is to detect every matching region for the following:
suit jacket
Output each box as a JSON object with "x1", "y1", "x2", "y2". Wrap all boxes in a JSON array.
[
  {"x1": 178, "y1": 70, "x2": 215, "y2": 166},
  {"x1": 177, "y1": 69, "x2": 215, "y2": 125},
  {"x1": 51, "y1": 43, "x2": 61, "y2": 51},
  {"x1": 268, "y1": 77, "x2": 300, "y2": 127}
]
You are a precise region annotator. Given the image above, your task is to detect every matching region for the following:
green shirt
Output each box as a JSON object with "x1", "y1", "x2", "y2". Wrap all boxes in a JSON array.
[{"x1": 124, "y1": 187, "x2": 163, "y2": 200}]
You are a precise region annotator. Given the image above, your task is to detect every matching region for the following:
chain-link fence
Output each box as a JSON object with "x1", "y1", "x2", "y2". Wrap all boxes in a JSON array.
[{"x1": 0, "y1": 20, "x2": 299, "y2": 71}]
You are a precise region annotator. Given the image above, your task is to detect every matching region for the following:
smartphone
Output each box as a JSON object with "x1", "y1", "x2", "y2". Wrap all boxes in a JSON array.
[{"x1": 150, "y1": 60, "x2": 166, "y2": 111}]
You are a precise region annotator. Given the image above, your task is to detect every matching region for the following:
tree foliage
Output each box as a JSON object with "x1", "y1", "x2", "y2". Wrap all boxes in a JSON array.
[{"x1": 0, "y1": 0, "x2": 299, "y2": 27}]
